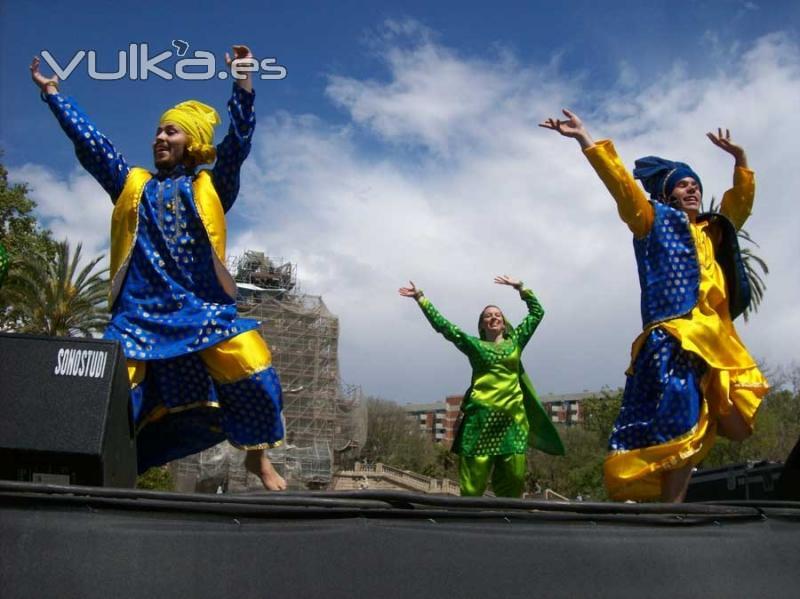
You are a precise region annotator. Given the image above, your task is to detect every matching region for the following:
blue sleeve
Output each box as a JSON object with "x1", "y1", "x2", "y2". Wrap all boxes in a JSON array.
[
  {"x1": 211, "y1": 84, "x2": 256, "y2": 213},
  {"x1": 43, "y1": 93, "x2": 130, "y2": 202}
]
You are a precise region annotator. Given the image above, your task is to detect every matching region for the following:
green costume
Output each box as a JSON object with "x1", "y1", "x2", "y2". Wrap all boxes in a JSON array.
[{"x1": 418, "y1": 289, "x2": 564, "y2": 497}]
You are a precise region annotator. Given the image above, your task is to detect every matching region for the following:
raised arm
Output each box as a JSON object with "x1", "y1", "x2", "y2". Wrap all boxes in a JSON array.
[
  {"x1": 707, "y1": 128, "x2": 754, "y2": 230},
  {"x1": 31, "y1": 56, "x2": 130, "y2": 201},
  {"x1": 399, "y1": 281, "x2": 473, "y2": 355},
  {"x1": 212, "y1": 45, "x2": 257, "y2": 213},
  {"x1": 494, "y1": 275, "x2": 544, "y2": 349},
  {"x1": 540, "y1": 109, "x2": 654, "y2": 238}
]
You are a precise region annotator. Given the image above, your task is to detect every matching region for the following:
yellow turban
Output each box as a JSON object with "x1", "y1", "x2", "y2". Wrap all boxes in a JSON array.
[{"x1": 159, "y1": 100, "x2": 221, "y2": 165}]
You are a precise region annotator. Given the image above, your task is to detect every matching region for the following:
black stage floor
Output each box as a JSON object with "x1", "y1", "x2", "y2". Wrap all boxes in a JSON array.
[{"x1": 2, "y1": 481, "x2": 799, "y2": 599}]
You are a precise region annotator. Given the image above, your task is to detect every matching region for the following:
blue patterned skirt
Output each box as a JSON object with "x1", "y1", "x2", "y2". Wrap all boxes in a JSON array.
[
  {"x1": 131, "y1": 351, "x2": 284, "y2": 472},
  {"x1": 609, "y1": 328, "x2": 707, "y2": 452}
]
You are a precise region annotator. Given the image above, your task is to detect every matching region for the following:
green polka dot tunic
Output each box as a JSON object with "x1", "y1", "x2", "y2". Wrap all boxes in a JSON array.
[{"x1": 418, "y1": 289, "x2": 563, "y2": 457}]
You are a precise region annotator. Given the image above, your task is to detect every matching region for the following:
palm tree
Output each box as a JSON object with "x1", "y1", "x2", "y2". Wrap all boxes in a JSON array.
[
  {"x1": 707, "y1": 198, "x2": 768, "y2": 322},
  {"x1": 4, "y1": 239, "x2": 109, "y2": 336}
]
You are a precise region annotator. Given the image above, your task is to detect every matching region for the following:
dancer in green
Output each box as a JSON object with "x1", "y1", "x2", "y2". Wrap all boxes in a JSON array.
[{"x1": 400, "y1": 276, "x2": 564, "y2": 497}]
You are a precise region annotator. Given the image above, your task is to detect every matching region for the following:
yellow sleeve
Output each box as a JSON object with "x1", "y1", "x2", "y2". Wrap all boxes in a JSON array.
[
  {"x1": 719, "y1": 167, "x2": 755, "y2": 230},
  {"x1": 583, "y1": 139, "x2": 654, "y2": 238}
]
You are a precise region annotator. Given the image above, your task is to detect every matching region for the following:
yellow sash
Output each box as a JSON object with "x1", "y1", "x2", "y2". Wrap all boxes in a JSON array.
[{"x1": 109, "y1": 168, "x2": 236, "y2": 305}]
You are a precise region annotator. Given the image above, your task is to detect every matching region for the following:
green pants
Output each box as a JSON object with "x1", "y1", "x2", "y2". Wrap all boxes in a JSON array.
[{"x1": 459, "y1": 453, "x2": 527, "y2": 497}]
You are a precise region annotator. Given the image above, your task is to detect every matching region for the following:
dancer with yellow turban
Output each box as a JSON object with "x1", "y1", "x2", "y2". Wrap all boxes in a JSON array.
[{"x1": 31, "y1": 46, "x2": 287, "y2": 491}]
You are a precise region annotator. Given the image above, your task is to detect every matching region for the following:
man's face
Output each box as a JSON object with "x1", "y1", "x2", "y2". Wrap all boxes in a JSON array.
[
  {"x1": 669, "y1": 177, "x2": 702, "y2": 217},
  {"x1": 153, "y1": 123, "x2": 189, "y2": 170}
]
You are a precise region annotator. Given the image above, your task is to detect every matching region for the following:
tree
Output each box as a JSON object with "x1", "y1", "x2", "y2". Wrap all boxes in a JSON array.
[
  {"x1": 0, "y1": 241, "x2": 8, "y2": 288},
  {"x1": 4, "y1": 239, "x2": 109, "y2": 336},
  {"x1": 0, "y1": 159, "x2": 57, "y2": 328},
  {"x1": 136, "y1": 466, "x2": 174, "y2": 491},
  {"x1": 581, "y1": 389, "x2": 623, "y2": 438},
  {"x1": 526, "y1": 389, "x2": 622, "y2": 500},
  {"x1": 362, "y1": 396, "x2": 439, "y2": 473}
]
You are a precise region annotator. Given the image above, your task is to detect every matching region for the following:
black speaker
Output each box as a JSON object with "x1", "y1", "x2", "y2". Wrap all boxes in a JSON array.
[
  {"x1": 0, "y1": 333, "x2": 136, "y2": 487},
  {"x1": 777, "y1": 436, "x2": 800, "y2": 500},
  {"x1": 686, "y1": 461, "x2": 784, "y2": 502}
]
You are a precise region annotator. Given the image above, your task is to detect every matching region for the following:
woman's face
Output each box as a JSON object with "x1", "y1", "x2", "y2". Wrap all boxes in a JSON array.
[{"x1": 480, "y1": 306, "x2": 505, "y2": 337}]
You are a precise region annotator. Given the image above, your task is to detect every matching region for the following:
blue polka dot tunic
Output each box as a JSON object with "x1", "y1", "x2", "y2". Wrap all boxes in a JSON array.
[
  {"x1": 45, "y1": 85, "x2": 285, "y2": 470},
  {"x1": 45, "y1": 84, "x2": 257, "y2": 359}
]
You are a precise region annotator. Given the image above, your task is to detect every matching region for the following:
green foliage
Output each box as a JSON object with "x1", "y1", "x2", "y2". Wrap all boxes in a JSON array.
[
  {"x1": 0, "y1": 242, "x2": 8, "y2": 287},
  {"x1": 0, "y1": 159, "x2": 57, "y2": 327},
  {"x1": 136, "y1": 466, "x2": 174, "y2": 491},
  {"x1": 421, "y1": 442, "x2": 459, "y2": 480},
  {"x1": 362, "y1": 397, "x2": 441, "y2": 474},
  {"x1": 527, "y1": 425, "x2": 607, "y2": 499},
  {"x1": 4, "y1": 239, "x2": 109, "y2": 336},
  {"x1": 527, "y1": 389, "x2": 622, "y2": 500},
  {"x1": 703, "y1": 384, "x2": 800, "y2": 468},
  {"x1": 581, "y1": 389, "x2": 622, "y2": 437}
]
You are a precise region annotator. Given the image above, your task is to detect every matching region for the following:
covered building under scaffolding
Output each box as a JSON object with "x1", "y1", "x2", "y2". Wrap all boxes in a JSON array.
[{"x1": 170, "y1": 251, "x2": 366, "y2": 493}]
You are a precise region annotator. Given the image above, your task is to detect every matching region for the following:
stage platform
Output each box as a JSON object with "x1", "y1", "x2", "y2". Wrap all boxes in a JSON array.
[{"x1": 2, "y1": 481, "x2": 799, "y2": 598}]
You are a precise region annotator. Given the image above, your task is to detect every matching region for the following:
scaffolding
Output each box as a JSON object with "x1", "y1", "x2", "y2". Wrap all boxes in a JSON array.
[{"x1": 170, "y1": 251, "x2": 366, "y2": 493}]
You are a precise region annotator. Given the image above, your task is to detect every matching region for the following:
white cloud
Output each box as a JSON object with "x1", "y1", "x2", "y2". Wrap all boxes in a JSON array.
[
  {"x1": 237, "y1": 27, "x2": 800, "y2": 401},
  {"x1": 8, "y1": 164, "x2": 112, "y2": 262},
  {"x1": 11, "y1": 26, "x2": 800, "y2": 404}
]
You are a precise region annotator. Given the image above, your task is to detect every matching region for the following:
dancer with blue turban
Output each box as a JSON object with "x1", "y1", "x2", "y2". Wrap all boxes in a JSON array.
[
  {"x1": 31, "y1": 46, "x2": 287, "y2": 490},
  {"x1": 541, "y1": 110, "x2": 768, "y2": 502}
]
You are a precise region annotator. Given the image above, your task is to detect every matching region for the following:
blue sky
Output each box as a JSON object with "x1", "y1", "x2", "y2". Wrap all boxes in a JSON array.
[
  {"x1": 2, "y1": 0, "x2": 799, "y2": 403},
  {"x1": 4, "y1": 0, "x2": 796, "y2": 167}
]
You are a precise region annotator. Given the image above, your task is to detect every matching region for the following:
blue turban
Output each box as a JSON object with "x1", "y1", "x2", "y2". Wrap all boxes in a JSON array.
[{"x1": 633, "y1": 156, "x2": 702, "y2": 201}]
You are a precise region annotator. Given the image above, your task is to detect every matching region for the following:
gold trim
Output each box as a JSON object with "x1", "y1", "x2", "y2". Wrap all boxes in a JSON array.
[
  {"x1": 135, "y1": 402, "x2": 284, "y2": 454},
  {"x1": 731, "y1": 381, "x2": 770, "y2": 390},
  {"x1": 230, "y1": 439, "x2": 284, "y2": 451},
  {"x1": 211, "y1": 363, "x2": 272, "y2": 385},
  {"x1": 135, "y1": 400, "x2": 222, "y2": 433},
  {"x1": 605, "y1": 403, "x2": 713, "y2": 501},
  {"x1": 605, "y1": 420, "x2": 703, "y2": 460}
]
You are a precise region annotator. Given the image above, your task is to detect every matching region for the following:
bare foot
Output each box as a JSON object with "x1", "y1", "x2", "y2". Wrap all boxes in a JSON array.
[
  {"x1": 660, "y1": 463, "x2": 693, "y2": 503},
  {"x1": 245, "y1": 450, "x2": 287, "y2": 491}
]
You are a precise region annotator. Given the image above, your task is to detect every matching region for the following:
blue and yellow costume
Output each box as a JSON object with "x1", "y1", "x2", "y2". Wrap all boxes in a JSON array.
[
  {"x1": 417, "y1": 289, "x2": 564, "y2": 497},
  {"x1": 584, "y1": 140, "x2": 768, "y2": 501},
  {"x1": 44, "y1": 85, "x2": 284, "y2": 472}
]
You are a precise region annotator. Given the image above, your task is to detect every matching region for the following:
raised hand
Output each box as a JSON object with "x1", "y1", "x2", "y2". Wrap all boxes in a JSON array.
[
  {"x1": 707, "y1": 128, "x2": 748, "y2": 168},
  {"x1": 225, "y1": 45, "x2": 255, "y2": 92},
  {"x1": 398, "y1": 281, "x2": 423, "y2": 300},
  {"x1": 30, "y1": 56, "x2": 59, "y2": 94},
  {"x1": 494, "y1": 275, "x2": 523, "y2": 290},
  {"x1": 539, "y1": 109, "x2": 594, "y2": 149}
]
